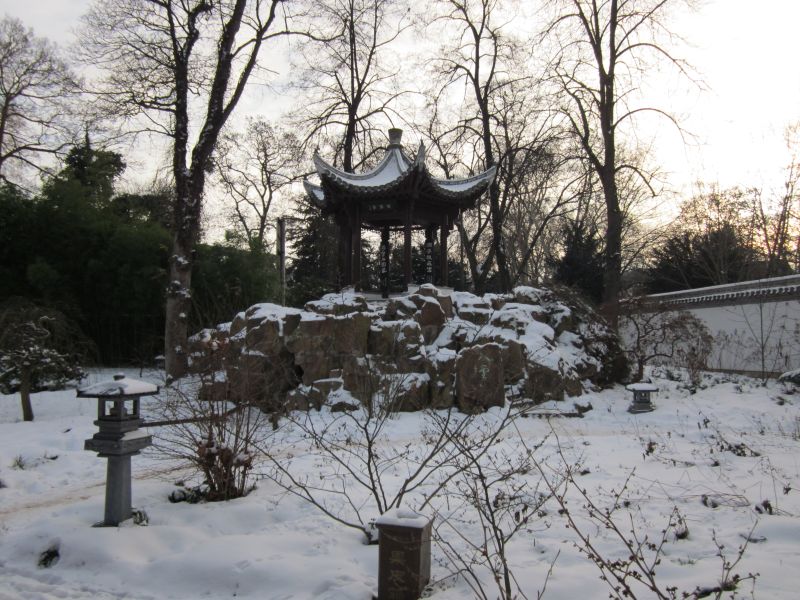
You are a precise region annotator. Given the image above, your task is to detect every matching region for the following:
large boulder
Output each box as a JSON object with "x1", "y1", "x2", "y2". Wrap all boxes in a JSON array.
[
  {"x1": 286, "y1": 313, "x2": 371, "y2": 384},
  {"x1": 384, "y1": 296, "x2": 418, "y2": 320},
  {"x1": 524, "y1": 361, "x2": 565, "y2": 403},
  {"x1": 499, "y1": 340, "x2": 526, "y2": 384},
  {"x1": 226, "y1": 349, "x2": 297, "y2": 411},
  {"x1": 386, "y1": 372, "x2": 430, "y2": 412},
  {"x1": 426, "y1": 349, "x2": 456, "y2": 408},
  {"x1": 413, "y1": 296, "x2": 446, "y2": 344},
  {"x1": 245, "y1": 317, "x2": 284, "y2": 355},
  {"x1": 305, "y1": 292, "x2": 369, "y2": 316},
  {"x1": 455, "y1": 343, "x2": 505, "y2": 413},
  {"x1": 369, "y1": 319, "x2": 423, "y2": 353}
]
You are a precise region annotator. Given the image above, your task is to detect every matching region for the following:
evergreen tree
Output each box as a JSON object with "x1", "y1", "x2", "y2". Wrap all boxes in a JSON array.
[
  {"x1": 552, "y1": 220, "x2": 605, "y2": 304},
  {"x1": 286, "y1": 203, "x2": 340, "y2": 306},
  {"x1": 647, "y1": 225, "x2": 761, "y2": 293},
  {"x1": 191, "y1": 244, "x2": 280, "y2": 329},
  {"x1": 112, "y1": 190, "x2": 173, "y2": 229},
  {"x1": 43, "y1": 139, "x2": 125, "y2": 210},
  {"x1": 0, "y1": 142, "x2": 283, "y2": 364}
]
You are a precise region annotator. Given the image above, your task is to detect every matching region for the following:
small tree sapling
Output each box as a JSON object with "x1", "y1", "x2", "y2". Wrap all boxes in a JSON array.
[
  {"x1": 433, "y1": 426, "x2": 555, "y2": 600},
  {"x1": 621, "y1": 299, "x2": 712, "y2": 382}
]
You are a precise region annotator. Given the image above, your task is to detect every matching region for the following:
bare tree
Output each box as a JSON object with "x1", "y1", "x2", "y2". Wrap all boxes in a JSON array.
[
  {"x1": 544, "y1": 0, "x2": 694, "y2": 326},
  {"x1": 80, "y1": 0, "x2": 325, "y2": 380},
  {"x1": 427, "y1": 0, "x2": 529, "y2": 293},
  {"x1": 0, "y1": 17, "x2": 79, "y2": 184},
  {"x1": 425, "y1": 0, "x2": 580, "y2": 294},
  {"x1": 215, "y1": 119, "x2": 303, "y2": 251},
  {"x1": 753, "y1": 123, "x2": 799, "y2": 276},
  {"x1": 297, "y1": 0, "x2": 409, "y2": 172}
]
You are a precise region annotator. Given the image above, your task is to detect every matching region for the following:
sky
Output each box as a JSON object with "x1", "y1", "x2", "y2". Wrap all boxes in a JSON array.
[{"x1": 1, "y1": 0, "x2": 799, "y2": 202}]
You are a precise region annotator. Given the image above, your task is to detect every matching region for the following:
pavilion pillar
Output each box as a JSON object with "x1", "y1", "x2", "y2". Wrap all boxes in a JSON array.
[
  {"x1": 337, "y1": 213, "x2": 352, "y2": 287},
  {"x1": 440, "y1": 218, "x2": 449, "y2": 287},
  {"x1": 351, "y1": 204, "x2": 362, "y2": 290},
  {"x1": 380, "y1": 227, "x2": 391, "y2": 298},
  {"x1": 403, "y1": 203, "x2": 413, "y2": 289}
]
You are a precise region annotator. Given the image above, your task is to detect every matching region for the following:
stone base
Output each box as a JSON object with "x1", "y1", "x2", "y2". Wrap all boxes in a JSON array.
[{"x1": 628, "y1": 402, "x2": 655, "y2": 413}]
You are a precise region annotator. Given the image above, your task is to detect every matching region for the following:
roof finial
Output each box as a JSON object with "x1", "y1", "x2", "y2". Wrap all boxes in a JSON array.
[{"x1": 388, "y1": 128, "x2": 403, "y2": 147}]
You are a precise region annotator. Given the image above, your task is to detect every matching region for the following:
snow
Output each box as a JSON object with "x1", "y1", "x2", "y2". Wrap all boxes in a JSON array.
[
  {"x1": 314, "y1": 147, "x2": 412, "y2": 188},
  {"x1": 1, "y1": 368, "x2": 800, "y2": 598},
  {"x1": 430, "y1": 165, "x2": 496, "y2": 193},
  {"x1": 120, "y1": 429, "x2": 151, "y2": 441},
  {"x1": 245, "y1": 302, "x2": 302, "y2": 322},
  {"x1": 627, "y1": 383, "x2": 659, "y2": 391},
  {"x1": 375, "y1": 507, "x2": 431, "y2": 529},
  {"x1": 77, "y1": 376, "x2": 159, "y2": 397},
  {"x1": 310, "y1": 141, "x2": 495, "y2": 199}
]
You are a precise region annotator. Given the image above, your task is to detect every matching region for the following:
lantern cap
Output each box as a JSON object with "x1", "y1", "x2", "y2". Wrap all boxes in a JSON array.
[
  {"x1": 78, "y1": 375, "x2": 159, "y2": 398},
  {"x1": 626, "y1": 383, "x2": 659, "y2": 392}
]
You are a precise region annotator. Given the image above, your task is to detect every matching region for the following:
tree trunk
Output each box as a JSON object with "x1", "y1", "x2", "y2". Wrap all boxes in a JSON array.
[
  {"x1": 635, "y1": 359, "x2": 644, "y2": 383},
  {"x1": 602, "y1": 187, "x2": 623, "y2": 330},
  {"x1": 20, "y1": 368, "x2": 33, "y2": 422},
  {"x1": 489, "y1": 183, "x2": 511, "y2": 292},
  {"x1": 165, "y1": 172, "x2": 203, "y2": 382},
  {"x1": 164, "y1": 235, "x2": 193, "y2": 382}
]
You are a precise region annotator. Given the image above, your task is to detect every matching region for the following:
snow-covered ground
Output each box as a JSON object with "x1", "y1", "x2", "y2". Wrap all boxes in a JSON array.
[{"x1": 1, "y1": 368, "x2": 799, "y2": 599}]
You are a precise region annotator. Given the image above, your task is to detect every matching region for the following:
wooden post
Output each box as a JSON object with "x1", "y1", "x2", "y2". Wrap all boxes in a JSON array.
[
  {"x1": 276, "y1": 217, "x2": 286, "y2": 306},
  {"x1": 352, "y1": 204, "x2": 362, "y2": 290},
  {"x1": 337, "y1": 213, "x2": 352, "y2": 288},
  {"x1": 404, "y1": 204, "x2": 412, "y2": 288},
  {"x1": 424, "y1": 226, "x2": 435, "y2": 284}
]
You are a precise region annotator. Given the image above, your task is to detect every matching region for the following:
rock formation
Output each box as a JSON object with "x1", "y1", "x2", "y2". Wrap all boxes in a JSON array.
[{"x1": 188, "y1": 284, "x2": 626, "y2": 413}]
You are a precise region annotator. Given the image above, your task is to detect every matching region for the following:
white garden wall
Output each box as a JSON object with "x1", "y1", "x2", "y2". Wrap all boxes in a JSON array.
[{"x1": 626, "y1": 275, "x2": 800, "y2": 377}]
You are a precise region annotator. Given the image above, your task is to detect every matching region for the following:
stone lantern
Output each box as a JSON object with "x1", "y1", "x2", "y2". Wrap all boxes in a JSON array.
[
  {"x1": 77, "y1": 373, "x2": 158, "y2": 526},
  {"x1": 626, "y1": 382, "x2": 658, "y2": 413}
]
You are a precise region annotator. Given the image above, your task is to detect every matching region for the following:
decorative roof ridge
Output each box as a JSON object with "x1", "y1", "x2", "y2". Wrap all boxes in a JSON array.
[
  {"x1": 414, "y1": 141, "x2": 426, "y2": 167},
  {"x1": 303, "y1": 180, "x2": 326, "y2": 208},
  {"x1": 312, "y1": 146, "x2": 414, "y2": 183},
  {"x1": 429, "y1": 164, "x2": 497, "y2": 189}
]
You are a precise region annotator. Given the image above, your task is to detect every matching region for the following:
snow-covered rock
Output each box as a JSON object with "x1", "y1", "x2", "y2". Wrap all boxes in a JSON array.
[{"x1": 189, "y1": 286, "x2": 626, "y2": 412}]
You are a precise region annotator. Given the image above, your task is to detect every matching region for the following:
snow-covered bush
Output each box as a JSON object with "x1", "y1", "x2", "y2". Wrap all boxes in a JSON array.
[
  {"x1": 154, "y1": 370, "x2": 269, "y2": 502},
  {"x1": 0, "y1": 301, "x2": 85, "y2": 421}
]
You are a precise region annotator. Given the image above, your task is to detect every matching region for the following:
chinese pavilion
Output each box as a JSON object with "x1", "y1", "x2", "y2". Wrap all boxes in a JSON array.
[{"x1": 304, "y1": 128, "x2": 496, "y2": 296}]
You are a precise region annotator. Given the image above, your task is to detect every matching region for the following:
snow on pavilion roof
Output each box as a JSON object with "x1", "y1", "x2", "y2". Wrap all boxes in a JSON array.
[{"x1": 304, "y1": 131, "x2": 496, "y2": 210}]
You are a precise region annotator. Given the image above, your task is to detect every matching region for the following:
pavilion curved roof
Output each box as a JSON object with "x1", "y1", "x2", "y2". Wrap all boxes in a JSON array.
[{"x1": 304, "y1": 131, "x2": 496, "y2": 212}]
